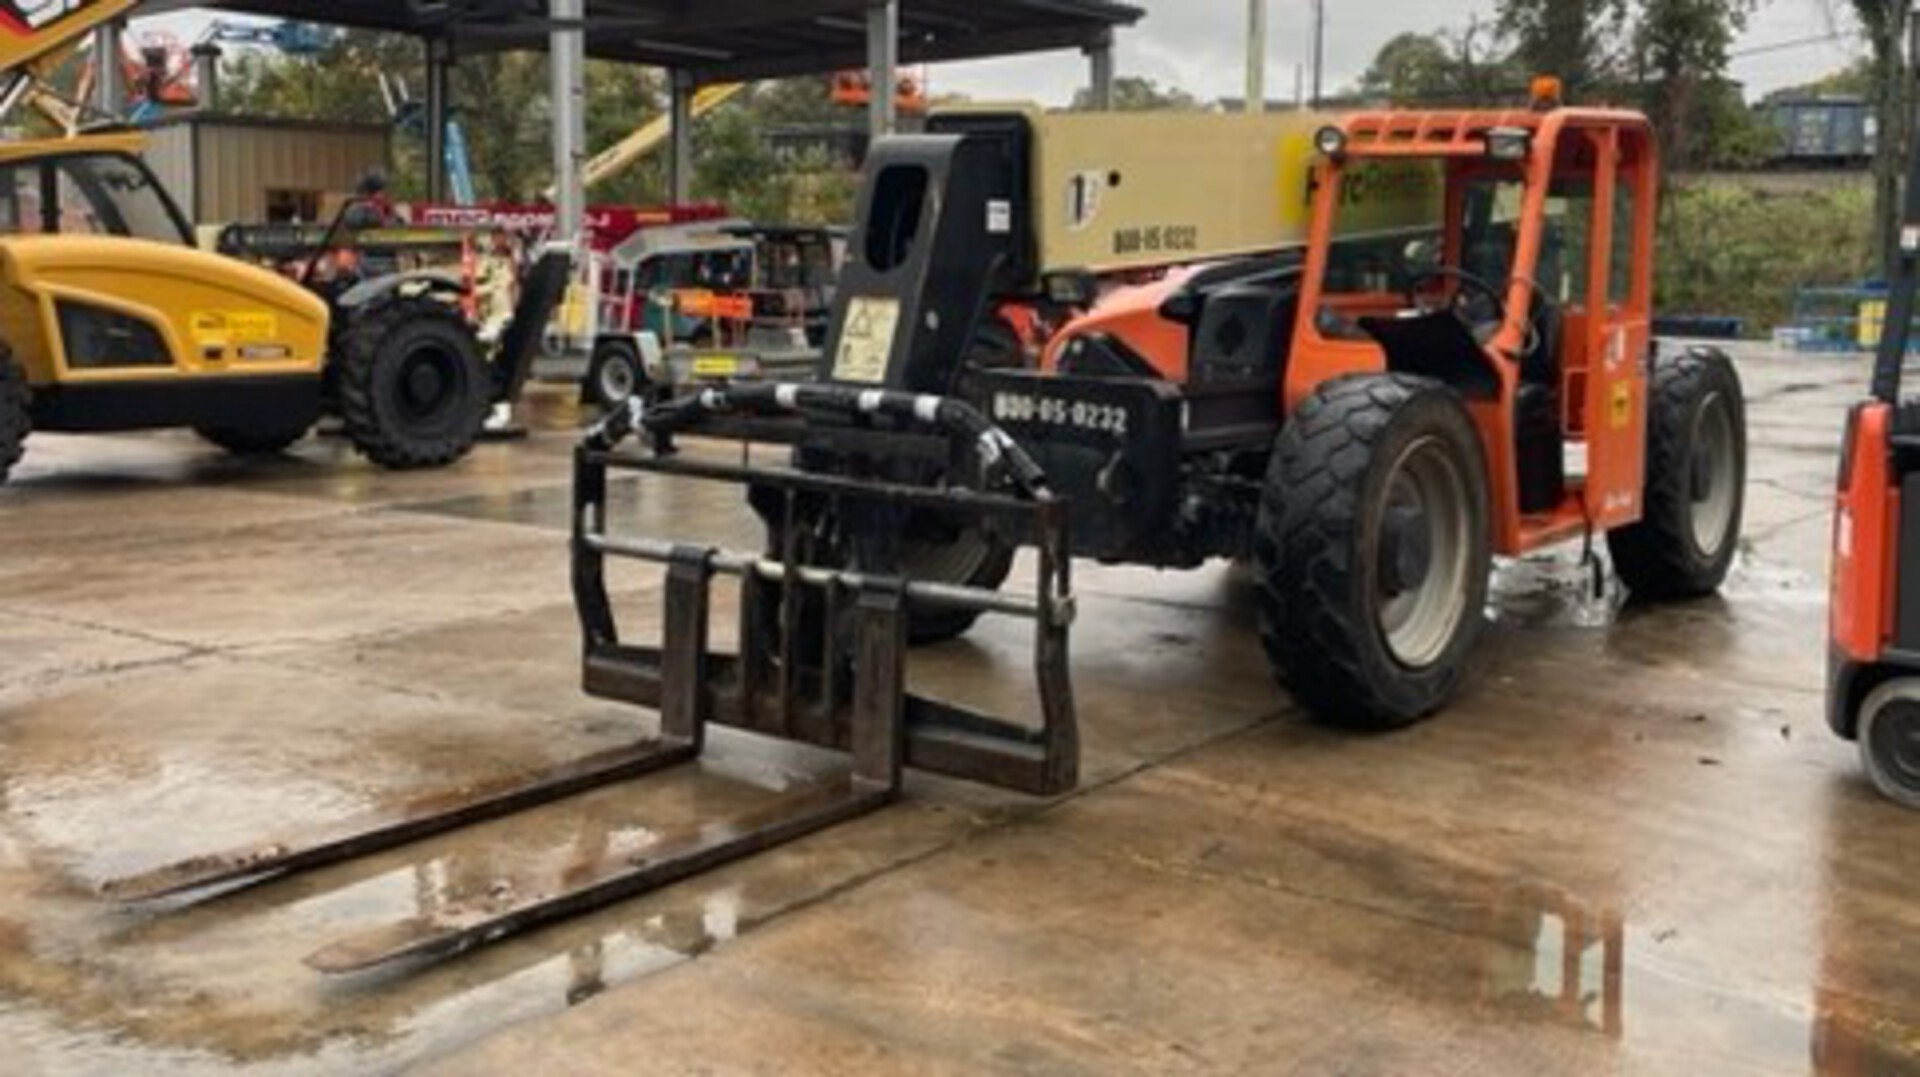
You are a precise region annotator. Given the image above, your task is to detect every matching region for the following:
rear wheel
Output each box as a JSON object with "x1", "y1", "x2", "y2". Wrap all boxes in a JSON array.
[
  {"x1": 0, "y1": 348, "x2": 28, "y2": 485},
  {"x1": 196, "y1": 419, "x2": 311, "y2": 456},
  {"x1": 1255, "y1": 374, "x2": 1492, "y2": 728},
  {"x1": 1857, "y1": 679, "x2": 1920, "y2": 809},
  {"x1": 1610, "y1": 346, "x2": 1746, "y2": 599},
  {"x1": 584, "y1": 338, "x2": 646, "y2": 410},
  {"x1": 335, "y1": 297, "x2": 492, "y2": 470}
]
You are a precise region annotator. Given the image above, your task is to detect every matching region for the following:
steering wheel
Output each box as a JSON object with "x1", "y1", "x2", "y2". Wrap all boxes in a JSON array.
[{"x1": 1405, "y1": 267, "x2": 1507, "y2": 340}]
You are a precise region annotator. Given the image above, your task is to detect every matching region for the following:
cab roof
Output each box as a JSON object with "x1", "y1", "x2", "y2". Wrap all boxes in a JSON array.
[{"x1": 1333, "y1": 107, "x2": 1653, "y2": 159}]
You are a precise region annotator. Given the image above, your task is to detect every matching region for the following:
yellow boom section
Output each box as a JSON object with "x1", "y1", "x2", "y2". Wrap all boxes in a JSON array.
[
  {"x1": 577, "y1": 83, "x2": 745, "y2": 193},
  {"x1": 0, "y1": 0, "x2": 137, "y2": 74}
]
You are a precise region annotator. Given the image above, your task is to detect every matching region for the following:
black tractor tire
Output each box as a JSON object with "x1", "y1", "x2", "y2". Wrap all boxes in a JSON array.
[
  {"x1": 901, "y1": 314, "x2": 1026, "y2": 643},
  {"x1": 0, "y1": 348, "x2": 28, "y2": 485},
  {"x1": 195, "y1": 419, "x2": 312, "y2": 457},
  {"x1": 1255, "y1": 374, "x2": 1493, "y2": 729},
  {"x1": 1608, "y1": 346, "x2": 1747, "y2": 600},
  {"x1": 584, "y1": 338, "x2": 647, "y2": 410},
  {"x1": 335, "y1": 297, "x2": 492, "y2": 470},
  {"x1": 900, "y1": 528, "x2": 1018, "y2": 645},
  {"x1": 759, "y1": 509, "x2": 1016, "y2": 649}
]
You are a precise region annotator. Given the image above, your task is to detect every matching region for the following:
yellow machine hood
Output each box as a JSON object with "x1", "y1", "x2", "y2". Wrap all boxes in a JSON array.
[{"x1": 0, "y1": 234, "x2": 329, "y2": 380}]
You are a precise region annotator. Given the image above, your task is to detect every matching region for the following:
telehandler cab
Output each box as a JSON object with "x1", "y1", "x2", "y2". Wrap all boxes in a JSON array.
[
  {"x1": 106, "y1": 96, "x2": 1750, "y2": 971},
  {"x1": 0, "y1": 1, "x2": 569, "y2": 485}
]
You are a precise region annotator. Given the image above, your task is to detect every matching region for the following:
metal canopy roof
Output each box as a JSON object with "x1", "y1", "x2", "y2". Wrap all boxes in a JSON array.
[{"x1": 159, "y1": 1, "x2": 1143, "y2": 84}]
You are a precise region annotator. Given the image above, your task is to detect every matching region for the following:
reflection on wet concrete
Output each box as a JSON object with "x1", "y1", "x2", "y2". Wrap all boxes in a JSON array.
[
  {"x1": 2, "y1": 355, "x2": 1918, "y2": 1074},
  {"x1": 1478, "y1": 885, "x2": 1625, "y2": 1038}
]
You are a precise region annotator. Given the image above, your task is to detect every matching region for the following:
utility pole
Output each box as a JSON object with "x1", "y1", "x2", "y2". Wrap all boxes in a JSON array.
[
  {"x1": 1310, "y1": 0, "x2": 1326, "y2": 109},
  {"x1": 1246, "y1": 0, "x2": 1267, "y2": 114}
]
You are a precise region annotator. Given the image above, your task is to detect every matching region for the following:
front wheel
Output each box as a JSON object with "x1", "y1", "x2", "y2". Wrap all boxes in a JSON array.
[
  {"x1": 1255, "y1": 374, "x2": 1493, "y2": 728},
  {"x1": 1609, "y1": 346, "x2": 1747, "y2": 599},
  {"x1": 0, "y1": 348, "x2": 28, "y2": 485},
  {"x1": 899, "y1": 525, "x2": 1017, "y2": 644},
  {"x1": 1857, "y1": 679, "x2": 1920, "y2": 809},
  {"x1": 335, "y1": 297, "x2": 492, "y2": 470}
]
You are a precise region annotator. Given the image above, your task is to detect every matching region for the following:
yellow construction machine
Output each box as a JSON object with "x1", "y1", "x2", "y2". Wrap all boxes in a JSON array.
[{"x1": 0, "y1": 1, "x2": 569, "y2": 484}]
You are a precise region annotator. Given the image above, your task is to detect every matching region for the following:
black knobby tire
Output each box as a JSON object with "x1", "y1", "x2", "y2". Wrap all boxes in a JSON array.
[
  {"x1": 901, "y1": 530, "x2": 1017, "y2": 645},
  {"x1": 1608, "y1": 346, "x2": 1747, "y2": 600},
  {"x1": 584, "y1": 338, "x2": 646, "y2": 409},
  {"x1": 759, "y1": 511, "x2": 1017, "y2": 649},
  {"x1": 196, "y1": 419, "x2": 312, "y2": 457},
  {"x1": 335, "y1": 297, "x2": 491, "y2": 470},
  {"x1": 0, "y1": 347, "x2": 29, "y2": 485},
  {"x1": 903, "y1": 314, "x2": 1027, "y2": 643},
  {"x1": 1255, "y1": 374, "x2": 1493, "y2": 728}
]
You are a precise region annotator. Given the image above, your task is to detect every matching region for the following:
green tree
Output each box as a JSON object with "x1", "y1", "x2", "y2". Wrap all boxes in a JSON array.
[
  {"x1": 1496, "y1": 0, "x2": 1631, "y2": 96},
  {"x1": 692, "y1": 79, "x2": 864, "y2": 225},
  {"x1": 1628, "y1": 0, "x2": 1759, "y2": 171},
  {"x1": 1356, "y1": 22, "x2": 1525, "y2": 104},
  {"x1": 216, "y1": 41, "x2": 863, "y2": 222},
  {"x1": 1359, "y1": 33, "x2": 1457, "y2": 102},
  {"x1": 1070, "y1": 75, "x2": 1199, "y2": 111}
]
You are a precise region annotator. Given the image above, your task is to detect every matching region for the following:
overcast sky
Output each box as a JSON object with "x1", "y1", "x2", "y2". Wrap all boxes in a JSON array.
[{"x1": 143, "y1": 0, "x2": 1866, "y2": 104}]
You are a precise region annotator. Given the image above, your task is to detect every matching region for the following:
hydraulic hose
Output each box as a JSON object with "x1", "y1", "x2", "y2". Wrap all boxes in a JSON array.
[{"x1": 583, "y1": 382, "x2": 1053, "y2": 500}]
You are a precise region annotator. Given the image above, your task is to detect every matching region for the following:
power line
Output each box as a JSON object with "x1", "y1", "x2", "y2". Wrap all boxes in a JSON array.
[{"x1": 1730, "y1": 31, "x2": 1857, "y2": 60}]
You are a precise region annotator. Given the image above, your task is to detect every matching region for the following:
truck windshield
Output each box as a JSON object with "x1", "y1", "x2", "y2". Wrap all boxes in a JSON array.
[{"x1": 0, "y1": 153, "x2": 190, "y2": 245}]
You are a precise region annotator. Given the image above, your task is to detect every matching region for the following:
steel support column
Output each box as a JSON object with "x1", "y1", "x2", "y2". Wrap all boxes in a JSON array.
[
  {"x1": 669, "y1": 70, "x2": 695, "y2": 205},
  {"x1": 550, "y1": 0, "x2": 588, "y2": 243},
  {"x1": 1084, "y1": 30, "x2": 1115, "y2": 111},
  {"x1": 425, "y1": 36, "x2": 452, "y2": 204},
  {"x1": 867, "y1": 0, "x2": 899, "y2": 138},
  {"x1": 1245, "y1": 0, "x2": 1267, "y2": 114},
  {"x1": 92, "y1": 20, "x2": 125, "y2": 120}
]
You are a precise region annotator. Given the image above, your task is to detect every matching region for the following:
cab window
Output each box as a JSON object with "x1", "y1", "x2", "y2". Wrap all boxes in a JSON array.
[
  {"x1": 0, "y1": 154, "x2": 189, "y2": 244},
  {"x1": 55, "y1": 155, "x2": 190, "y2": 244}
]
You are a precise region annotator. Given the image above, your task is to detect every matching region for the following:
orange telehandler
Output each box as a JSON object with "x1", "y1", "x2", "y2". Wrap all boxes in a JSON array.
[{"x1": 107, "y1": 88, "x2": 1750, "y2": 970}]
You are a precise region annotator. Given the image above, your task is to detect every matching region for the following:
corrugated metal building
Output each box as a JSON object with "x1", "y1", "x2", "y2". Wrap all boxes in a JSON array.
[{"x1": 143, "y1": 115, "x2": 392, "y2": 226}]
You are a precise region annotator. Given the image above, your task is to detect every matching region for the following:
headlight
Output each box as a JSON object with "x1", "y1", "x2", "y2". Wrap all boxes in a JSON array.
[
  {"x1": 1314, "y1": 126, "x2": 1349, "y2": 160},
  {"x1": 1485, "y1": 127, "x2": 1533, "y2": 162}
]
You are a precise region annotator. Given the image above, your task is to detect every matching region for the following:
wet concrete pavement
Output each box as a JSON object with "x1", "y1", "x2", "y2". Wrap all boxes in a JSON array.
[{"x1": 0, "y1": 349, "x2": 1914, "y2": 1075}]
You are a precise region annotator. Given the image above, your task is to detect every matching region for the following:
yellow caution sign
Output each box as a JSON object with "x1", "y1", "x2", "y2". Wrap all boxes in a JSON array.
[
  {"x1": 1611, "y1": 381, "x2": 1635, "y2": 429},
  {"x1": 833, "y1": 297, "x2": 901, "y2": 384}
]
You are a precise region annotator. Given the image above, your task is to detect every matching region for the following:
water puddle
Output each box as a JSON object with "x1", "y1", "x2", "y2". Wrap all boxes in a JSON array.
[{"x1": 1489, "y1": 553, "x2": 1626, "y2": 630}]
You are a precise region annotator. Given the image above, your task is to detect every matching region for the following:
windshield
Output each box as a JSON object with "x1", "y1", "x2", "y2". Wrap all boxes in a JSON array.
[
  {"x1": 1319, "y1": 160, "x2": 1449, "y2": 297},
  {"x1": 1313, "y1": 159, "x2": 1532, "y2": 339},
  {"x1": 0, "y1": 153, "x2": 189, "y2": 245}
]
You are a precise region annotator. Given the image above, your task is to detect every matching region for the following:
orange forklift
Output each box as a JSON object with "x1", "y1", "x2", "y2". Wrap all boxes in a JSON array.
[{"x1": 1829, "y1": 46, "x2": 1920, "y2": 808}]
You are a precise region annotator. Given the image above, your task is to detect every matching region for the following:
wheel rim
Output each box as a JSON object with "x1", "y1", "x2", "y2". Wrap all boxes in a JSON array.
[
  {"x1": 1688, "y1": 391, "x2": 1739, "y2": 558},
  {"x1": 1864, "y1": 690, "x2": 1920, "y2": 800},
  {"x1": 597, "y1": 355, "x2": 638, "y2": 404},
  {"x1": 1376, "y1": 436, "x2": 1473, "y2": 669},
  {"x1": 395, "y1": 343, "x2": 466, "y2": 424}
]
